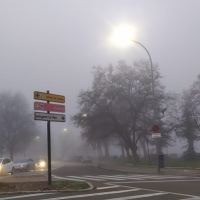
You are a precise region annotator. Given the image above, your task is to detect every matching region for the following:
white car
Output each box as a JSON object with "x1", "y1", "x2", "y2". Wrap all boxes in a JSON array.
[{"x1": 0, "y1": 158, "x2": 14, "y2": 175}]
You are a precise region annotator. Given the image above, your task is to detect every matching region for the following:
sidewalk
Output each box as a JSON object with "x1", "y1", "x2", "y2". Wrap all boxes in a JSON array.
[{"x1": 98, "y1": 162, "x2": 200, "y2": 176}]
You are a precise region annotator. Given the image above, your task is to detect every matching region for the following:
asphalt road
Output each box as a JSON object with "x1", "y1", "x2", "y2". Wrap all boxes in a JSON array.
[{"x1": 1, "y1": 162, "x2": 200, "y2": 200}]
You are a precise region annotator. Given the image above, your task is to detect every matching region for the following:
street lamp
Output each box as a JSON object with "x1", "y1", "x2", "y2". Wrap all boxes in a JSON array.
[
  {"x1": 62, "y1": 128, "x2": 75, "y2": 156},
  {"x1": 110, "y1": 25, "x2": 160, "y2": 172},
  {"x1": 130, "y1": 40, "x2": 160, "y2": 172}
]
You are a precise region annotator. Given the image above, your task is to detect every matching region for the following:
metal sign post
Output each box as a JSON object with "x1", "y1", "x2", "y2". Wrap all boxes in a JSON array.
[
  {"x1": 151, "y1": 124, "x2": 161, "y2": 172},
  {"x1": 33, "y1": 90, "x2": 65, "y2": 186},
  {"x1": 47, "y1": 90, "x2": 51, "y2": 185}
]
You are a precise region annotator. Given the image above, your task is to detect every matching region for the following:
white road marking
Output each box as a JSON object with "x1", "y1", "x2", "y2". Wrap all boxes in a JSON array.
[
  {"x1": 108, "y1": 183, "x2": 200, "y2": 199},
  {"x1": 180, "y1": 198, "x2": 200, "y2": 200},
  {"x1": 116, "y1": 174, "x2": 190, "y2": 180},
  {"x1": 63, "y1": 174, "x2": 198, "y2": 182},
  {"x1": 91, "y1": 175, "x2": 128, "y2": 181},
  {"x1": 0, "y1": 193, "x2": 53, "y2": 200},
  {"x1": 97, "y1": 185, "x2": 120, "y2": 190},
  {"x1": 67, "y1": 175, "x2": 105, "y2": 181},
  {"x1": 104, "y1": 192, "x2": 167, "y2": 199},
  {"x1": 40, "y1": 189, "x2": 140, "y2": 200},
  {"x1": 107, "y1": 179, "x2": 200, "y2": 184}
]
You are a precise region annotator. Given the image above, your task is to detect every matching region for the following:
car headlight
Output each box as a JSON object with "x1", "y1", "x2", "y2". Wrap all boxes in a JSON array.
[{"x1": 40, "y1": 161, "x2": 45, "y2": 167}]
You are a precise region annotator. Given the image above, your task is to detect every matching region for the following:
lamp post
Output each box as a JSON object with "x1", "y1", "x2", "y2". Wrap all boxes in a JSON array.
[
  {"x1": 63, "y1": 128, "x2": 75, "y2": 156},
  {"x1": 130, "y1": 40, "x2": 160, "y2": 172}
]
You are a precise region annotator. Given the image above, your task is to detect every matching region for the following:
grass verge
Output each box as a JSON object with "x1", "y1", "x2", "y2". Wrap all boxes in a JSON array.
[{"x1": 0, "y1": 181, "x2": 89, "y2": 192}]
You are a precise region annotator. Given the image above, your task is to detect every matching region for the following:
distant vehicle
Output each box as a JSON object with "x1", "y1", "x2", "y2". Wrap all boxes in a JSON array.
[
  {"x1": 74, "y1": 156, "x2": 83, "y2": 162},
  {"x1": 82, "y1": 156, "x2": 92, "y2": 163},
  {"x1": 35, "y1": 158, "x2": 47, "y2": 169},
  {"x1": 13, "y1": 158, "x2": 35, "y2": 172},
  {"x1": 63, "y1": 157, "x2": 73, "y2": 162},
  {"x1": 0, "y1": 158, "x2": 14, "y2": 175},
  {"x1": 63, "y1": 156, "x2": 84, "y2": 162}
]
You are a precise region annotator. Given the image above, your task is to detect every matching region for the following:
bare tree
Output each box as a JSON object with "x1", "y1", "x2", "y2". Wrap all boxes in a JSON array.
[
  {"x1": 71, "y1": 60, "x2": 174, "y2": 163},
  {"x1": 0, "y1": 91, "x2": 37, "y2": 161}
]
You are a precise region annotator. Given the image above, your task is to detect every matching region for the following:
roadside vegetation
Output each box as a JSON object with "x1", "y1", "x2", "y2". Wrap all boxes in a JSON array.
[
  {"x1": 0, "y1": 181, "x2": 89, "y2": 193},
  {"x1": 99, "y1": 155, "x2": 200, "y2": 169},
  {"x1": 71, "y1": 60, "x2": 200, "y2": 164}
]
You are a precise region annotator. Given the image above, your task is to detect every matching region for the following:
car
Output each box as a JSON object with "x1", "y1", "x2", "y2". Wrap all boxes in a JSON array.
[
  {"x1": 13, "y1": 158, "x2": 36, "y2": 172},
  {"x1": 74, "y1": 156, "x2": 83, "y2": 162},
  {"x1": 82, "y1": 156, "x2": 92, "y2": 163},
  {"x1": 0, "y1": 158, "x2": 14, "y2": 175},
  {"x1": 35, "y1": 158, "x2": 47, "y2": 169}
]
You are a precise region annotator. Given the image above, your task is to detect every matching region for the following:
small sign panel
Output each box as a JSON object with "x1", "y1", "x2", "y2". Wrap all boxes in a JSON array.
[
  {"x1": 34, "y1": 112, "x2": 66, "y2": 122},
  {"x1": 34, "y1": 91, "x2": 65, "y2": 103},
  {"x1": 151, "y1": 124, "x2": 160, "y2": 133},
  {"x1": 152, "y1": 133, "x2": 161, "y2": 139},
  {"x1": 34, "y1": 102, "x2": 65, "y2": 113}
]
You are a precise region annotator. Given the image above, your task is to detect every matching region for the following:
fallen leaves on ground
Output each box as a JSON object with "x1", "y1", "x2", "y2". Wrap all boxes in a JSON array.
[{"x1": 0, "y1": 181, "x2": 89, "y2": 192}]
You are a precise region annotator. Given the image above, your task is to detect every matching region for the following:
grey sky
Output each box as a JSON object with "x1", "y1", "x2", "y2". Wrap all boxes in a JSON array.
[{"x1": 1, "y1": 0, "x2": 200, "y2": 142}]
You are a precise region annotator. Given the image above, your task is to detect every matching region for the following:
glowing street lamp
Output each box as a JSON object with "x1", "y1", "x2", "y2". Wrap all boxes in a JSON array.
[{"x1": 110, "y1": 24, "x2": 160, "y2": 172}]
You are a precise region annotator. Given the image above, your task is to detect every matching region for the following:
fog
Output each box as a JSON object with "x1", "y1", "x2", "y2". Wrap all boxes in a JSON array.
[{"x1": 1, "y1": 0, "x2": 200, "y2": 160}]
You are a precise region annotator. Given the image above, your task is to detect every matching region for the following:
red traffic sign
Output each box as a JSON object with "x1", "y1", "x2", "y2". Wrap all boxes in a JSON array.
[
  {"x1": 151, "y1": 124, "x2": 160, "y2": 133},
  {"x1": 34, "y1": 102, "x2": 65, "y2": 113}
]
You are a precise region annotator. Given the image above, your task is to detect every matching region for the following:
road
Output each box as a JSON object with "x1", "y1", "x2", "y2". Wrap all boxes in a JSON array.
[{"x1": 0, "y1": 162, "x2": 200, "y2": 200}]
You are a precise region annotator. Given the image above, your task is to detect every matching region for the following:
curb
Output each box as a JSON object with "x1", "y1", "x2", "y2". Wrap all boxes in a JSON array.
[
  {"x1": 97, "y1": 164, "x2": 158, "y2": 174},
  {"x1": 97, "y1": 164, "x2": 200, "y2": 176}
]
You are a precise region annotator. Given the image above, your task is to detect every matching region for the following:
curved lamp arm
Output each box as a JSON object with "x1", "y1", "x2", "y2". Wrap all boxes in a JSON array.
[{"x1": 131, "y1": 39, "x2": 156, "y2": 121}]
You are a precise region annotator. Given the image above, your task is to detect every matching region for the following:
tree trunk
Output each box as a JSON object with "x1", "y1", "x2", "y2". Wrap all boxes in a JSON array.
[
  {"x1": 131, "y1": 150, "x2": 139, "y2": 162},
  {"x1": 103, "y1": 140, "x2": 109, "y2": 158},
  {"x1": 130, "y1": 146, "x2": 139, "y2": 163},
  {"x1": 98, "y1": 143, "x2": 103, "y2": 158},
  {"x1": 141, "y1": 140, "x2": 147, "y2": 158},
  {"x1": 121, "y1": 145, "x2": 125, "y2": 160},
  {"x1": 146, "y1": 140, "x2": 151, "y2": 164},
  {"x1": 125, "y1": 146, "x2": 131, "y2": 162}
]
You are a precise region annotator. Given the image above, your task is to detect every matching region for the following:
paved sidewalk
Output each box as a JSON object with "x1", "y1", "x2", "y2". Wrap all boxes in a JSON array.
[{"x1": 98, "y1": 162, "x2": 200, "y2": 176}]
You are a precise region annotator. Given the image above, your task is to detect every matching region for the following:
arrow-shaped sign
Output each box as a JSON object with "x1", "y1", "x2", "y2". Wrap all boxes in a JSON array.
[
  {"x1": 34, "y1": 91, "x2": 65, "y2": 103},
  {"x1": 34, "y1": 112, "x2": 66, "y2": 122}
]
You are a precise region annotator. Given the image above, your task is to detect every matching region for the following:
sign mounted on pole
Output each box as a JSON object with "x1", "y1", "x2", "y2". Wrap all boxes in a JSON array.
[
  {"x1": 34, "y1": 112, "x2": 66, "y2": 122},
  {"x1": 33, "y1": 90, "x2": 65, "y2": 186},
  {"x1": 151, "y1": 124, "x2": 160, "y2": 133},
  {"x1": 151, "y1": 124, "x2": 161, "y2": 139},
  {"x1": 34, "y1": 91, "x2": 65, "y2": 103},
  {"x1": 152, "y1": 133, "x2": 161, "y2": 139},
  {"x1": 34, "y1": 101, "x2": 65, "y2": 113}
]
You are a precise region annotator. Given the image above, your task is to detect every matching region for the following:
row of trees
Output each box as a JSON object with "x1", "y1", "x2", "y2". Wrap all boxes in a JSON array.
[
  {"x1": 0, "y1": 91, "x2": 38, "y2": 160},
  {"x1": 71, "y1": 60, "x2": 200, "y2": 162}
]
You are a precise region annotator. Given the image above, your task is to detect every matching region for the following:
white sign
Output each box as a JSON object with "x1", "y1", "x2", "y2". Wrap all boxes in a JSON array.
[
  {"x1": 152, "y1": 133, "x2": 161, "y2": 139},
  {"x1": 34, "y1": 112, "x2": 65, "y2": 122}
]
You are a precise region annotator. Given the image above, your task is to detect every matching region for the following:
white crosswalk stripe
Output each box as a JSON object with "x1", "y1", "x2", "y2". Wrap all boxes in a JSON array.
[
  {"x1": 65, "y1": 174, "x2": 194, "y2": 182},
  {"x1": 40, "y1": 189, "x2": 168, "y2": 200}
]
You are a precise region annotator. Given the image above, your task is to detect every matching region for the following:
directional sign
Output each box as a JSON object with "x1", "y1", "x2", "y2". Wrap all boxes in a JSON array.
[
  {"x1": 34, "y1": 112, "x2": 66, "y2": 122},
  {"x1": 34, "y1": 102, "x2": 65, "y2": 113},
  {"x1": 34, "y1": 91, "x2": 65, "y2": 103}
]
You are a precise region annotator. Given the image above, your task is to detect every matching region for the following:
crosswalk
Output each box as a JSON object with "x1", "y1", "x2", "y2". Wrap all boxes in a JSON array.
[
  {"x1": 0, "y1": 174, "x2": 199, "y2": 200},
  {"x1": 65, "y1": 174, "x2": 197, "y2": 182},
  {"x1": 0, "y1": 186, "x2": 199, "y2": 200}
]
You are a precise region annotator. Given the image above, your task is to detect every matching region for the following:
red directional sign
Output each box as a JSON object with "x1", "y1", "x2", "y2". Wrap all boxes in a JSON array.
[{"x1": 34, "y1": 101, "x2": 65, "y2": 113}]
